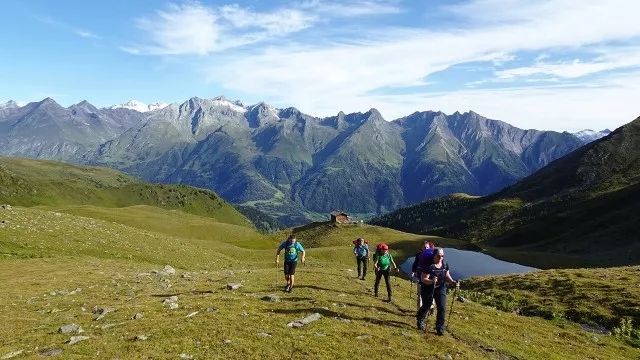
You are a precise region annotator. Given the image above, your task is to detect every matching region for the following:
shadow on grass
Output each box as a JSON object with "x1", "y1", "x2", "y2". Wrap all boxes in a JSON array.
[{"x1": 267, "y1": 307, "x2": 413, "y2": 330}]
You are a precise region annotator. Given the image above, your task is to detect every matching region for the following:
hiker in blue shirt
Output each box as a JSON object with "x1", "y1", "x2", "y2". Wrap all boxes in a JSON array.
[
  {"x1": 276, "y1": 234, "x2": 305, "y2": 293},
  {"x1": 353, "y1": 238, "x2": 370, "y2": 280}
]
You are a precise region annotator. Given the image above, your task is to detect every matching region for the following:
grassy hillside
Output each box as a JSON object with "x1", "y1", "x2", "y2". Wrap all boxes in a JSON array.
[
  {"x1": 370, "y1": 117, "x2": 640, "y2": 268},
  {"x1": 0, "y1": 156, "x2": 252, "y2": 228},
  {"x1": 0, "y1": 206, "x2": 638, "y2": 358}
]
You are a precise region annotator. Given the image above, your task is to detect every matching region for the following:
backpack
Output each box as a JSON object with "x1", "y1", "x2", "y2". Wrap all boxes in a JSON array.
[
  {"x1": 417, "y1": 248, "x2": 435, "y2": 275},
  {"x1": 352, "y1": 239, "x2": 369, "y2": 245}
]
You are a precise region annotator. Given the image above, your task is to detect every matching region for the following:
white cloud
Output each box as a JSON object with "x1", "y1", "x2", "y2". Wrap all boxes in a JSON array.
[
  {"x1": 199, "y1": 0, "x2": 640, "y2": 130},
  {"x1": 497, "y1": 47, "x2": 640, "y2": 79},
  {"x1": 126, "y1": 2, "x2": 314, "y2": 55},
  {"x1": 131, "y1": 3, "x2": 220, "y2": 55},
  {"x1": 74, "y1": 30, "x2": 99, "y2": 39}
]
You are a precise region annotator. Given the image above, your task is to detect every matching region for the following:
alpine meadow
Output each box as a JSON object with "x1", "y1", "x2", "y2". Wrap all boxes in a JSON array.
[{"x1": 1, "y1": 0, "x2": 639, "y2": 359}]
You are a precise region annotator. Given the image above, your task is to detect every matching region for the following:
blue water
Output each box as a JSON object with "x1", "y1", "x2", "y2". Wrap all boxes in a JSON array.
[{"x1": 400, "y1": 247, "x2": 537, "y2": 279}]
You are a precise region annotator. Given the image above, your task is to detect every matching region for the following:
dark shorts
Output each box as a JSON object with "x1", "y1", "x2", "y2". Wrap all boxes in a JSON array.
[{"x1": 283, "y1": 260, "x2": 298, "y2": 275}]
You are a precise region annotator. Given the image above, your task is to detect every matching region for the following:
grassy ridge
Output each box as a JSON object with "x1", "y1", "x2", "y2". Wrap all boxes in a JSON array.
[
  {"x1": 370, "y1": 118, "x2": 640, "y2": 268},
  {"x1": 0, "y1": 157, "x2": 251, "y2": 227}
]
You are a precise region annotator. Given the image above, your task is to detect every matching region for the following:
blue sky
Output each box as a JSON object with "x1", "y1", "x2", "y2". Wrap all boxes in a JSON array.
[{"x1": 1, "y1": 0, "x2": 639, "y2": 131}]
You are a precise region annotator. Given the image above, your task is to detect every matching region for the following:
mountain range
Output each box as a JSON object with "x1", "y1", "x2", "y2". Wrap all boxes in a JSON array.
[
  {"x1": 370, "y1": 116, "x2": 640, "y2": 267},
  {"x1": 0, "y1": 96, "x2": 595, "y2": 225}
]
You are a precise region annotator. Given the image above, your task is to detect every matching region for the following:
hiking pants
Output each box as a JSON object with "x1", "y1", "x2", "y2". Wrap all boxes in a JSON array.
[
  {"x1": 374, "y1": 268, "x2": 392, "y2": 297},
  {"x1": 417, "y1": 284, "x2": 447, "y2": 333},
  {"x1": 356, "y1": 256, "x2": 368, "y2": 278}
]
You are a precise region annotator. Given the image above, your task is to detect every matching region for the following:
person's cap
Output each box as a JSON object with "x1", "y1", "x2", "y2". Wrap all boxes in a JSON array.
[{"x1": 381, "y1": 244, "x2": 389, "y2": 250}]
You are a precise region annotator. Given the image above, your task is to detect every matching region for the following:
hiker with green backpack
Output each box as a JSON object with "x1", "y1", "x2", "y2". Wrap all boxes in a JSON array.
[
  {"x1": 373, "y1": 243, "x2": 398, "y2": 302},
  {"x1": 276, "y1": 234, "x2": 305, "y2": 293}
]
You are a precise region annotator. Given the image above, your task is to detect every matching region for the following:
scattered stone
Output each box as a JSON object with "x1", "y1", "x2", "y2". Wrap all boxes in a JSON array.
[
  {"x1": 163, "y1": 296, "x2": 178, "y2": 304},
  {"x1": 93, "y1": 307, "x2": 116, "y2": 321},
  {"x1": 1, "y1": 204, "x2": 12, "y2": 210},
  {"x1": 261, "y1": 295, "x2": 280, "y2": 302},
  {"x1": 287, "y1": 313, "x2": 322, "y2": 328},
  {"x1": 186, "y1": 311, "x2": 199, "y2": 318},
  {"x1": 179, "y1": 354, "x2": 193, "y2": 359},
  {"x1": 369, "y1": 318, "x2": 380, "y2": 324},
  {"x1": 338, "y1": 294, "x2": 347, "y2": 297},
  {"x1": 257, "y1": 332, "x2": 271, "y2": 337},
  {"x1": 314, "y1": 333, "x2": 327, "y2": 337},
  {"x1": 241, "y1": 311, "x2": 248, "y2": 317},
  {"x1": 338, "y1": 304, "x2": 347, "y2": 309},
  {"x1": 223, "y1": 339, "x2": 232, "y2": 344},
  {"x1": 181, "y1": 272, "x2": 194, "y2": 279},
  {"x1": 39, "y1": 348, "x2": 63, "y2": 357},
  {"x1": 101, "y1": 323, "x2": 125, "y2": 330},
  {"x1": 401, "y1": 332, "x2": 414, "y2": 337},
  {"x1": 456, "y1": 296, "x2": 468, "y2": 303},
  {"x1": 226, "y1": 283, "x2": 243, "y2": 291},
  {"x1": 591, "y1": 336, "x2": 600, "y2": 343},
  {"x1": 133, "y1": 313, "x2": 143, "y2": 320},
  {"x1": 443, "y1": 354, "x2": 453, "y2": 360},
  {"x1": 59, "y1": 324, "x2": 83, "y2": 334},
  {"x1": 68, "y1": 288, "x2": 82, "y2": 296},
  {"x1": 159, "y1": 265, "x2": 176, "y2": 276},
  {"x1": 481, "y1": 346, "x2": 497, "y2": 352},
  {"x1": 54, "y1": 212, "x2": 61, "y2": 217},
  {"x1": 67, "y1": 336, "x2": 89, "y2": 345},
  {"x1": 169, "y1": 303, "x2": 179, "y2": 310},
  {"x1": 135, "y1": 334, "x2": 151, "y2": 341},
  {"x1": 1, "y1": 350, "x2": 23, "y2": 359},
  {"x1": 356, "y1": 334, "x2": 371, "y2": 340},
  {"x1": 206, "y1": 308, "x2": 219, "y2": 313}
]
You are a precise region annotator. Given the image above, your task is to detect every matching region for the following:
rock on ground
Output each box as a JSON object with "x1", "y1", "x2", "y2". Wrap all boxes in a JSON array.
[
  {"x1": 287, "y1": 313, "x2": 322, "y2": 328},
  {"x1": 261, "y1": 295, "x2": 280, "y2": 302},
  {"x1": 59, "y1": 323, "x2": 83, "y2": 334},
  {"x1": 68, "y1": 336, "x2": 90, "y2": 345},
  {"x1": 133, "y1": 313, "x2": 143, "y2": 320},
  {"x1": 226, "y1": 283, "x2": 242, "y2": 290},
  {"x1": 356, "y1": 334, "x2": 371, "y2": 339},
  {"x1": 179, "y1": 354, "x2": 193, "y2": 359},
  {"x1": 135, "y1": 334, "x2": 151, "y2": 341},
  {"x1": 39, "y1": 348, "x2": 63, "y2": 357},
  {"x1": 1, "y1": 350, "x2": 23, "y2": 359},
  {"x1": 159, "y1": 265, "x2": 176, "y2": 276}
]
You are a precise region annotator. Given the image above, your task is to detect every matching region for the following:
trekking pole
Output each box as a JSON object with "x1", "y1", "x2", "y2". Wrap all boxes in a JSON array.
[
  {"x1": 275, "y1": 262, "x2": 279, "y2": 292},
  {"x1": 447, "y1": 281, "x2": 460, "y2": 331}
]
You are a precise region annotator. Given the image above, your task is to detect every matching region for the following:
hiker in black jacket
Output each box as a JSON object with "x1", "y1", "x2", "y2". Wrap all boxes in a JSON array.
[{"x1": 416, "y1": 248, "x2": 459, "y2": 335}]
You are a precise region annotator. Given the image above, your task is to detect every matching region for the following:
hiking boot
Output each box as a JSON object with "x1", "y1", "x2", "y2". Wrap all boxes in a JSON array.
[
  {"x1": 417, "y1": 321, "x2": 425, "y2": 331},
  {"x1": 436, "y1": 331, "x2": 444, "y2": 336},
  {"x1": 284, "y1": 284, "x2": 290, "y2": 292},
  {"x1": 374, "y1": 292, "x2": 378, "y2": 298},
  {"x1": 360, "y1": 277, "x2": 365, "y2": 281},
  {"x1": 388, "y1": 296, "x2": 393, "y2": 303},
  {"x1": 288, "y1": 286, "x2": 293, "y2": 293}
]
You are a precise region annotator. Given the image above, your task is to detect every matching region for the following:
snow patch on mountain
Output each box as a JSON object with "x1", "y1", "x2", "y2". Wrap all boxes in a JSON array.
[
  {"x1": 573, "y1": 129, "x2": 612, "y2": 143},
  {"x1": 109, "y1": 100, "x2": 169, "y2": 112},
  {"x1": 210, "y1": 96, "x2": 246, "y2": 113},
  {"x1": 0, "y1": 100, "x2": 26, "y2": 109}
]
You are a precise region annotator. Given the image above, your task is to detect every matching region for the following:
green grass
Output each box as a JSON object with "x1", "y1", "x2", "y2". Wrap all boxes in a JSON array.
[
  {"x1": 0, "y1": 156, "x2": 251, "y2": 228},
  {"x1": 1, "y1": 206, "x2": 638, "y2": 358},
  {"x1": 463, "y1": 267, "x2": 640, "y2": 330}
]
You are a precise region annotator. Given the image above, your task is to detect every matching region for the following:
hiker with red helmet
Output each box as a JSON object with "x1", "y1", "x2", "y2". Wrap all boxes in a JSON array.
[{"x1": 373, "y1": 243, "x2": 398, "y2": 302}]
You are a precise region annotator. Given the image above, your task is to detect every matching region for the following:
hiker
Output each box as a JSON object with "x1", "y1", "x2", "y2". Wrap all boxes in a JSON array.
[
  {"x1": 412, "y1": 241, "x2": 435, "y2": 312},
  {"x1": 416, "y1": 247, "x2": 459, "y2": 335},
  {"x1": 373, "y1": 244, "x2": 398, "y2": 302},
  {"x1": 276, "y1": 234, "x2": 305, "y2": 293},
  {"x1": 353, "y1": 238, "x2": 370, "y2": 280}
]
